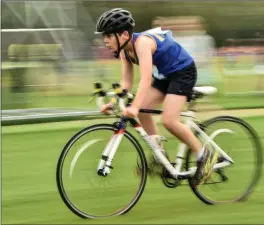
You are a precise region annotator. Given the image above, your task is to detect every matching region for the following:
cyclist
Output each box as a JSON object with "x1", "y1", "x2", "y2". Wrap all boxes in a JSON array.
[{"x1": 95, "y1": 8, "x2": 216, "y2": 185}]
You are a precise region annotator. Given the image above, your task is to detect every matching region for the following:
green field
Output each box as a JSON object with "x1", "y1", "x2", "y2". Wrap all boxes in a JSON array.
[{"x1": 2, "y1": 114, "x2": 264, "y2": 224}]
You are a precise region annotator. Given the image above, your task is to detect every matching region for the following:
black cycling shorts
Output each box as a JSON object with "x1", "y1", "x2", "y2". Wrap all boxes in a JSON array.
[{"x1": 152, "y1": 62, "x2": 197, "y2": 102}]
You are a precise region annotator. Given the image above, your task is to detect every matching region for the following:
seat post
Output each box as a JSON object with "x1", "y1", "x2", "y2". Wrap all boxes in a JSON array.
[{"x1": 187, "y1": 99, "x2": 195, "y2": 111}]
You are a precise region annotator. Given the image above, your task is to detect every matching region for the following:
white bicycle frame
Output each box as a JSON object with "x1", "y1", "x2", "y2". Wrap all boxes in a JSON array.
[{"x1": 96, "y1": 90, "x2": 234, "y2": 178}]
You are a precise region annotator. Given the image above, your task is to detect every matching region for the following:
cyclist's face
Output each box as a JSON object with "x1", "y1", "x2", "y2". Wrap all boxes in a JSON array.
[
  {"x1": 103, "y1": 31, "x2": 129, "y2": 52},
  {"x1": 103, "y1": 33, "x2": 118, "y2": 52}
]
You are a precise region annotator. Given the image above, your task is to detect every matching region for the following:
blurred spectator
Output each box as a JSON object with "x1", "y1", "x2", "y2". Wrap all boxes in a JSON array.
[{"x1": 218, "y1": 38, "x2": 264, "y2": 74}]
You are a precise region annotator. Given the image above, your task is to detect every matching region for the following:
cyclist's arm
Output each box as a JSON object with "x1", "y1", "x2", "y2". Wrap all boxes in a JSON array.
[
  {"x1": 120, "y1": 50, "x2": 134, "y2": 91},
  {"x1": 131, "y1": 36, "x2": 155, "y2": 109}
]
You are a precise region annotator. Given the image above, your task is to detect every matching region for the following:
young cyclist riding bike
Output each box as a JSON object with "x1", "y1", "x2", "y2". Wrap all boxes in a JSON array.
[{"x1": 95, "y1": 8, "x2": 217, "y2": 185}]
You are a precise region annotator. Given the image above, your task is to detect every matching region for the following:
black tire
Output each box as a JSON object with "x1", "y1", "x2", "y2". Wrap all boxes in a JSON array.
[
  {"x1": 186, "y1": 116, "x2": 263, "y2": 204},
  {"x1": 56, "y1": 123, "x2": 148, "y2": 219}
]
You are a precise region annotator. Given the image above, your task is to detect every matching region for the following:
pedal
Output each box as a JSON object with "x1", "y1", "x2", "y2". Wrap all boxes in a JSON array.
[
  {"x1": 216, "y1": 169, "x2": 228, "y2": 182},
  {"x1": 161, "y1": 163, "x2": 181, "y2": 188}
]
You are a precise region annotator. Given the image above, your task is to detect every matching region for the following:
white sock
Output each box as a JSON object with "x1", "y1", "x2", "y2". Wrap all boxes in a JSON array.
[{"x1": 197, "y1": 146, "x2": 205, "y2": 161}]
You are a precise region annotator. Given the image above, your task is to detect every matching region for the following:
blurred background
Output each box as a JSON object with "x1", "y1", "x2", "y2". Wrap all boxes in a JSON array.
[
  {"x1": 1, "y1": 0, "x2": 264, "y2": 123},
  {"x1": 1, "y1": 1, "x2": 264, "y2": 224}
]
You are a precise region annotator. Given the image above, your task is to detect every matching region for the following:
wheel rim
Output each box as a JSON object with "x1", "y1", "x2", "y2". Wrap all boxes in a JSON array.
[
  {"x1": 56, "y1": 125, "x2": 147, "y2": 218},
  {"x1": 187, "y1": 117, "x2": 262, "y2": 204}
]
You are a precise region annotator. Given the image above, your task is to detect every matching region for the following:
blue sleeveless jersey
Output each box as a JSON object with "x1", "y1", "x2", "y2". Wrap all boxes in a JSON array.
[{"x1": 127, "y1": 29, "x2": 194, "y2": 79}]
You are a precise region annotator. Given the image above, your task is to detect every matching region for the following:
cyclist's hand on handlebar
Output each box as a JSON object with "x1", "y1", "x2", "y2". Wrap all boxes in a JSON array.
[
  {"x1": 122, "y1": 106, "x2": 139, "y2": 118},
  {"x1": 100, "y1": 102, "x2": 114, "y2": 115}
]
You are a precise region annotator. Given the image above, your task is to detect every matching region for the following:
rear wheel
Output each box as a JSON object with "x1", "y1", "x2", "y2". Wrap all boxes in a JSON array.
[
  {"x1": 56, "y1": 124, "x2": 148, "y2": 218},
  {"x1": 186, "y1": 116, "x2": 262, "y2": 204}
]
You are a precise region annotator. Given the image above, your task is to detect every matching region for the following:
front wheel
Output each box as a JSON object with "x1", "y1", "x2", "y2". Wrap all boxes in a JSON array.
[
  {"x1": 186, "y1": 116, "x2": 263, "y2": 204},
  {"x1": 56, "y1": 123, "x2": 148, "y2": 219}
]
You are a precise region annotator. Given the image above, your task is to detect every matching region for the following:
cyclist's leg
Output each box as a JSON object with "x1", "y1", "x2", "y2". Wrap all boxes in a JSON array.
[
  {"x1": 162, "y1": 95, "x2": 213, "y2": 184},
  {"x1": 161, "y1": 62, "x2": 212, "y2": 183},
  {"x1": 161, "y1": 62, "x2": 202, "y2": 155},
  {"x1": 162, "y1": 94, "x2": 203, "y2": 155},
  {"x1": 136, "y1": 81, "x2": 167, "y2": 175},
  {"x1": 138, "y1": 85, "x2": 165, "y2": 135}
]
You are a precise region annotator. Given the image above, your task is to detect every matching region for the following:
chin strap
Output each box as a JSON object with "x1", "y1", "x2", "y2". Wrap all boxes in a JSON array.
[{"x1": 113, "y1": 32, "x2": 133, "y2": 58}]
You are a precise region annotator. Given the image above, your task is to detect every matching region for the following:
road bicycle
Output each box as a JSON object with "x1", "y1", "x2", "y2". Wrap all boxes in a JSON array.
[{"x1": 56, "y1": 82, "x2": 262, "y2": 219}]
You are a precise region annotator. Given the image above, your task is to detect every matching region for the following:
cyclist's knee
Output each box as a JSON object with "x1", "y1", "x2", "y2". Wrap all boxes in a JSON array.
[
  {"x1": 162, "y1": 114, "x2": 178, "y2": 129},
  {"x1": 162, "y1": 115, "x2": 172, "y2": 128}
]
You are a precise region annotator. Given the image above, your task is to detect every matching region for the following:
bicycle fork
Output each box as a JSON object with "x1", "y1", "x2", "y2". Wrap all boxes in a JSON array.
[{"x1": 97, "y1": 120, "x2": 127, "y2": 177}]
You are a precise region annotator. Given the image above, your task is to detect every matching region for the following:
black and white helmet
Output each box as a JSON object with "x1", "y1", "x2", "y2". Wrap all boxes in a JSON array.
[{"x1": 95, "y1": 8, "x2": 135, "y2": 34}]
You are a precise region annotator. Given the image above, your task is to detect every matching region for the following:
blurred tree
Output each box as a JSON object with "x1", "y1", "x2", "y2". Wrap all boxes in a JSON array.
[
  {"x1": 1, "y1": 1, "x2": 264, "y2": 49},
  {"x1": 78, "y1": 0, "x2": 264, "y2": 47}
]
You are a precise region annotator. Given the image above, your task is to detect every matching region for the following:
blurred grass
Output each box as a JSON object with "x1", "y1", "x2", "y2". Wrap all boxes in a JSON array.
[{"x1": 2, "y1": 115, "x2": 264, "y2": 224}]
